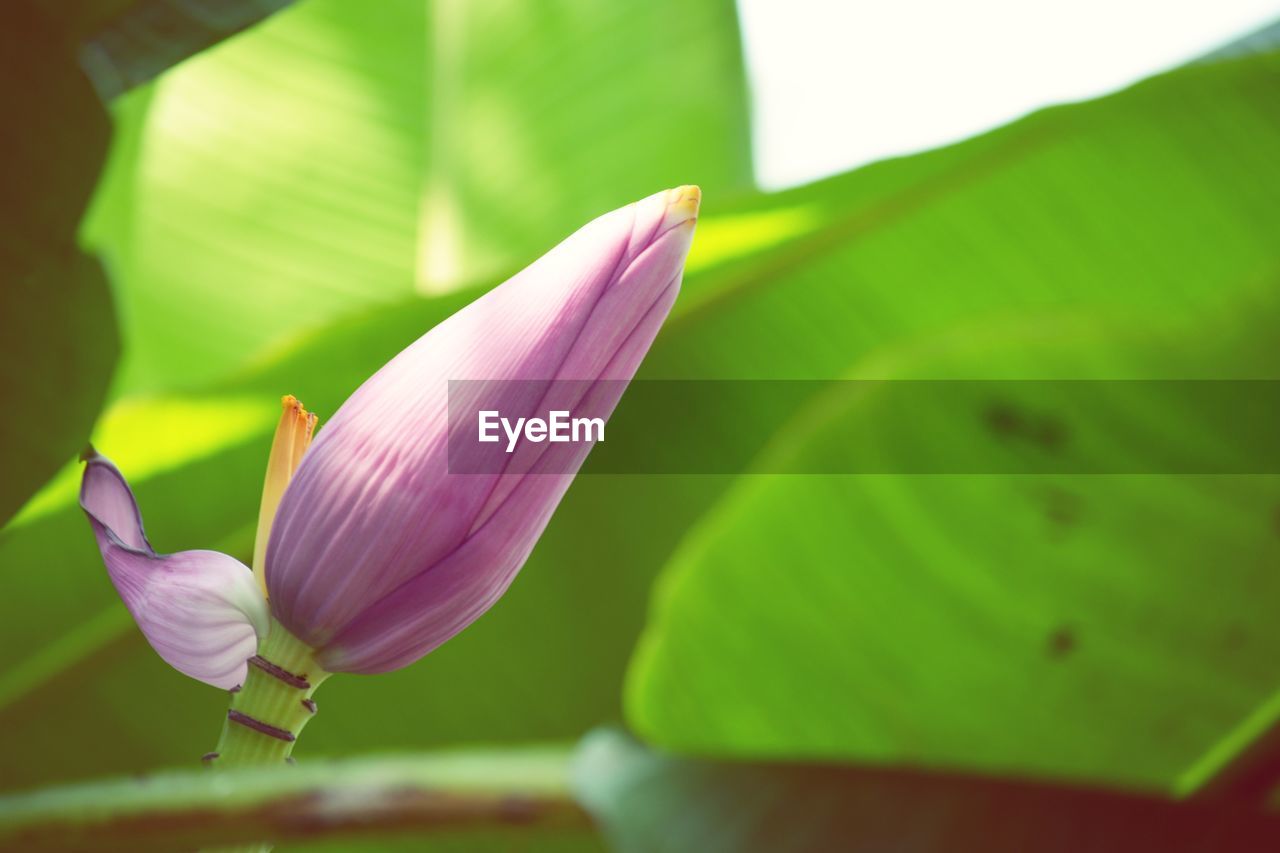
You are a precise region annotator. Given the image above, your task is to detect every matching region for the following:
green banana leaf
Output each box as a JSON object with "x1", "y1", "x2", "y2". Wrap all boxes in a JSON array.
[
  {"x1": 624, "y1": 51, "x2": 1280, "y2": 789},
  {"x1": 0, "y1": 4, "x2": 117, "y2": 529},
  {"x1": 82, "y1": 0, "x2": 753, "y2": 393}
]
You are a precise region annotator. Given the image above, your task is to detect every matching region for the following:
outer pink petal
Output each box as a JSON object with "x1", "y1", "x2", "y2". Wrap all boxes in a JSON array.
[
  {"x1": 80, "y1": 451, "x2": 268, "y2": 690},
  {"x1": 266, "y1": 187, "x2": 697, "y2": 669}
]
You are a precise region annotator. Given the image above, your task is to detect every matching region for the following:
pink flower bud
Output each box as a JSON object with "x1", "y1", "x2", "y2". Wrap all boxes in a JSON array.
[{"x1": 80, "y1": 187, "x2": 699, "y2": 685}]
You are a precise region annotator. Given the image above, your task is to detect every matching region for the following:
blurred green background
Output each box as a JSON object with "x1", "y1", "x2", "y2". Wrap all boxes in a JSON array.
[{"x1": 2, "y1": 0, "x2": 1280, "y2": 849}]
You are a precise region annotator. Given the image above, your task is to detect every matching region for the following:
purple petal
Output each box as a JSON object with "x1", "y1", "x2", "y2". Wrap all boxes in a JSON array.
[
  {"x1": 80, "y1": 451, "x2": 269, "y2": 689},
  {"x1": 267, "y1": 187, "x2": 699, "y2": 670}
]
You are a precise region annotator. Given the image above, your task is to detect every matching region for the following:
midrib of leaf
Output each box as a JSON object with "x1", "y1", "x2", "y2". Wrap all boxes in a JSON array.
[{"x1": 667, "y1": 122, "x2": 1056, "y2": 331}]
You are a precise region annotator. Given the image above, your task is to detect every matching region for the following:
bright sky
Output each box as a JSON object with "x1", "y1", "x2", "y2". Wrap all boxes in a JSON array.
[{"x1": 738, "y1": 0, "x2": 1280, "y2": 189}]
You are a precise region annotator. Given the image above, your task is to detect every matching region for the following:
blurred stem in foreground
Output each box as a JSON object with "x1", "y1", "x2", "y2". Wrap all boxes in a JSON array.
[
  {"x1": 0, "y1": 748, "x2": 588, "y2": 851},
  {"x1": 7, "y1": 730, "x2": 1280, "y2": 851}
]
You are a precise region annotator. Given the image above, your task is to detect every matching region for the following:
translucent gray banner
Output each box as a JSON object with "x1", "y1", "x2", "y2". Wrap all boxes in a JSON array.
[{"x1": 447, "y1": 380, "x2": 1280, "y2": 475}]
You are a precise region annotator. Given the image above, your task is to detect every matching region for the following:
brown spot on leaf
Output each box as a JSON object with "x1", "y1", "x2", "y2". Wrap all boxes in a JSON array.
[
  {"x1": 1042, "y1": 487, "x2": 1081, "y2": 529},
  {"x1": 983, "y1": 401, "x2": 1070, "y2": 455},
  {"x1": 1047, "y1": 625, "x2": 1076, "y2": 659},
  {"x1": 1222, "y1": 623, "x2": 1250, "y2": 652},
  {"x1": 1032, "y1": 418, "x2": 1069, "y2": 453},
  {"x1": 984, "y1": 402, "x2": 1023, "y2": 437}
]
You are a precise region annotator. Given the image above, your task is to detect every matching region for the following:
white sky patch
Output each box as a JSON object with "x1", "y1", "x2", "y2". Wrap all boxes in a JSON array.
[{"x1": 738, "y1": 0, "x2": 1280, "y2": 189}]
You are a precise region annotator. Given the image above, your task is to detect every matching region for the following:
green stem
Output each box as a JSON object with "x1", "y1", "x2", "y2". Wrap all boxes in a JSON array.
[
  {"x1": 207, "y1": 619, "x2": 329, "y2": 852},
  {"x1": 213, "y1": 618, "x2": 329, "y2": 769},
  {"x1": 208, "y1": 620, "x2": 323, "y2": 852}
]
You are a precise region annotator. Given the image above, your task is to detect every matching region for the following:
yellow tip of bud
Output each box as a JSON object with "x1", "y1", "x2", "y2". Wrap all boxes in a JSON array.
[
  {"x1": 671, "y1": 184, "x2": 701, "y2": 211},
  {"x1": 662, "y1": 185, "x2": 701, "y2": 231}
]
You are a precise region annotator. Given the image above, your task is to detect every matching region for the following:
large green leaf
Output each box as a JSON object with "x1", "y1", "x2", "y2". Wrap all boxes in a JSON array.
[
  {"x1": 627, "y1": 329, "x2": 1280, "y2": 788},
  {"x1": 0, "y1": 5, "x2": 118, "y2": 528},
  {"x1": 625, "y1": 53, "x2": 1280, "y2": 789},
  {"x1": 0, "y1": 0, "x2": 297, "y2": 532},
  {"x1": 573, "y1": 730, "x2": 1280, "y2": 853},
  {"x1": 83, "y1": 0, "x2": 752, "y2": 394},
  {"x1": 642, "y1": 56, "x2": 1280, "y2": 383}
]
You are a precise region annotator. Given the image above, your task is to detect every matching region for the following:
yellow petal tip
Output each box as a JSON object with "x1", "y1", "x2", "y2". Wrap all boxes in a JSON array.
[{"x1": 663, "y1": 185, "x2": 701, "y2": 229}]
